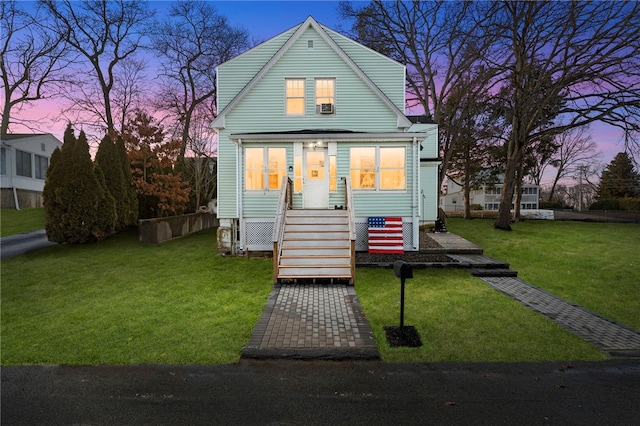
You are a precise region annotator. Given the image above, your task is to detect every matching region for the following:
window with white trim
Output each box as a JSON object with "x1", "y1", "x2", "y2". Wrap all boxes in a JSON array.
[
  {"x1": 16, "y1": 150, "x2": 32, "y2": 177},
  {"x1": 286, "y1": 78, "x2": 305, "y2": 115},
  {"x1": 1, "y1": 147, "x2": 6, "y2": 175},
  {"x1": 245, "y1": 147, "x2": 287, "y2": 191},
  {"x1": 315, "y1": 78, "x2": 335, "y2": 114},
  {"x1": 35, "y1": 155, "x2": 48, "y2": 180},
  {"x1": 350, "y1": 146, "x2": 406, "y2": 190}
]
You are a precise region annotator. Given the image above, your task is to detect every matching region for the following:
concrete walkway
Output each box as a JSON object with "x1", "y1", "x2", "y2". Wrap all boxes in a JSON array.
[{"x1": 244, "y1": 233, "x2": 640, "y2": 360}]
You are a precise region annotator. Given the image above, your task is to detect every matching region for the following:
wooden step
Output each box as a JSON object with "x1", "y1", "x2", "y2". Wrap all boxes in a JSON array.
[
  {"x1": 283, "y1": 231, "x2": 349, "y2": 240},
  {"x1": 284, "y1": 223, "x2": 349, "y2": 232},
  {"x1": 281, "y1": 247, "x2": 350, "y2": 256},
  {"x1": 281, "y1": 239, "x2": 350, "y2": 248},
  {"x1": 279, "y1": 256, "x2": 351, "y2": 266},
  {"x1": 286, "y1": 209, "x2": 348, "y2": 217},
  {"x1": 276, "y1": 209, "x2": 353, "y2": 282},
  {"x1": 278, "y1": 266, "x2": 352, "y2": 277},
  {"x1": 286, "y1": 215, "x2": 349, "y2": 225}
]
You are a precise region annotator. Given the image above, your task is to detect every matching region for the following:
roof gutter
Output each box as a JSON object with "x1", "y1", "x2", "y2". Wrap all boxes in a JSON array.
[{"x1": 229, "y1": 132, "x2": 428, "y2": 143}]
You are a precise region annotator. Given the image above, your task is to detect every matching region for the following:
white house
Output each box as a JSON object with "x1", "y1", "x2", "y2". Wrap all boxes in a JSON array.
[
  {"x1": 1, "y1": 133, "x2": 62, "y2": 209},
  {"x1": 211, "y1": 17, "x2": 439, "y2": 283},
  {"x1": 440, "y1": 180, "x2": 540, "y2": 212}
]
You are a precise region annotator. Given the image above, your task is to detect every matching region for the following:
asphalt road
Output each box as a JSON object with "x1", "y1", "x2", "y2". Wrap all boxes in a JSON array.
[
  {"x1": 2, "y1": 359, "x2": 639, "y2": 425},
  {"x1": 0, "y1": 229, "x2": 56, "y2": 259}
]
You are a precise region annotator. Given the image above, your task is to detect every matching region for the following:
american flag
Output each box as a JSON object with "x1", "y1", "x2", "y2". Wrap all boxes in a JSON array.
[{"x1": 368, "y1": 217, "x2": 404, "y2": 254}]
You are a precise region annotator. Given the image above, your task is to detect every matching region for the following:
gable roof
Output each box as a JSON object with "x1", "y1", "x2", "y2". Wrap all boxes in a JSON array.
[
  {"x1": 211, "y1": 16, "x2": 412, "y2": 129},
  {"x1": 1, "y1": 133, "x2": 62, "y2": 147}
]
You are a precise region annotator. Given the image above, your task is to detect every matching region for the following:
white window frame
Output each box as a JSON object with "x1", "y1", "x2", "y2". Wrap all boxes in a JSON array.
[
  {"x1": 35, "y1": 154, "x2": 49, "y2": 180},
  {"x1": 315, "y1": 78, "x2": 335, "y2": 115},
  {"x1": 244, "y1": 147, "x2": 287, "y2": 191},
  {"x1": 285, "y1": 78, "x2": 306, "y2": 116},
  {"x1": 349, "y1": 146, "x2": 406, "y2": 191},
  {"x1": 16, "y1": 149, "x2": 32, "y2": 178}
]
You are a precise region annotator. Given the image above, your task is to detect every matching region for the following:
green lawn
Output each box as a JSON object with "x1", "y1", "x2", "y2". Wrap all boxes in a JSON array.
[
  {"x1": 356, "y1": 268, "x2": 605, "y2": 362},
  {"x1": 1, "y1": 229, "x2": 273, "y2": 365},
  {"x1": 446, "y1": 218, "x2": 640, "y2": 331},
  {"x1": 0, "y1": 208, "x2": 46, "y2": 237},
  {"x1": 2, "y1": 219, "x2": 636, "y2": 365}
]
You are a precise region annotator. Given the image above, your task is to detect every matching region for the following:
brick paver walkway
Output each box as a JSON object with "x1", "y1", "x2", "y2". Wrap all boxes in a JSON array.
[
  {"x1": 480, "y1": 276, "x2": 640, "y2": 356},
  {"x1": 242, "y1": 284, "x2": 379, "y2": 360}
]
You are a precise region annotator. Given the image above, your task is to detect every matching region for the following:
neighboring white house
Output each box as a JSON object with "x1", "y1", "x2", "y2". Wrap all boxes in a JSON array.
[
  {"x1": 1, "y1": 133, "x2": 62, "y2": 209},
  {"x1": 212, "y1": 17, "x2": 439, "y2": 257},
  {"x1": 440, "y1": 180, "x2": 540, "y2": 212}
]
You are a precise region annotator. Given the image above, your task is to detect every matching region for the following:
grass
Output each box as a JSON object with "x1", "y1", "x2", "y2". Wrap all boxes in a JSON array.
[
  {"x1": 446, "y1": 218, "x2": 640, "y2": 330},
  {"x1": 356, "y1": 268, "x2": 605, "y2": 363},
  {"x1": 0, "y1": 208, "x2": 46, "y2": 237},
  {"x1": 1, "y1": 228, "x2": 273, "y2": 365},
  {"x1": 1, "y1": 218, "x2": 636, "y2": 365}
]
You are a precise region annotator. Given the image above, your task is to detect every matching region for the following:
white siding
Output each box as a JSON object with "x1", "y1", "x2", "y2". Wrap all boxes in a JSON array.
[
  {"x1": 0, "y1": 134, "x2": 61, "y2": 192},
  {"x1": 420, "y1": 163, "x2": 439, "y2": 221}
]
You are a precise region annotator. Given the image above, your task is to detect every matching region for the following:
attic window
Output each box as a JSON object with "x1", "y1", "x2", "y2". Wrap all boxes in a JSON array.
[{"x1": 308, "y1": 40, "x2": 313, "y2": 48}]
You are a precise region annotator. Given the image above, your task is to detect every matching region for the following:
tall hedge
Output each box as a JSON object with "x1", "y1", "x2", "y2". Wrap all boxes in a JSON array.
[
  {"x1": 95, "y1": 134, "x2": 129, "y2": 230},
  {"x1": 43, "y1": 126, "x2": 116, "y2": 243}
]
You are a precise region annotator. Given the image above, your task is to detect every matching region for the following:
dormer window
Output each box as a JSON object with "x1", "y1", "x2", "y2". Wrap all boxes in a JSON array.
[
  {"x1": 286, "y1": 78, "x2": 305, "y2": 115},
  {"x1": 315, "y1": 78, "x2": 335, "y2": 115}
]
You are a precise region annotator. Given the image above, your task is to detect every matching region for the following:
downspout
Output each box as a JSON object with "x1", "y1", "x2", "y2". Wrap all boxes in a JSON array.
[
  {"x1": 412, "y1": 137, "x2": 419, "y2": 249},
  {"x1": 237, "y1": 138, "x2": 243, "y2": 252},
  {"x1": 13, "y1": 186, "x2": 20, "y2": 211}
]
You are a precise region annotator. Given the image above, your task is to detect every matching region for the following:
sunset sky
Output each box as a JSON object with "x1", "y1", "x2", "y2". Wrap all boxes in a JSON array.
[{"x1": 9, "y1": 0, "x2": 628, "y2": 182}]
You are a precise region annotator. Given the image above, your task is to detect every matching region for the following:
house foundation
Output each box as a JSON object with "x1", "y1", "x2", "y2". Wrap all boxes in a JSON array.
[{"x1": 217, "y1": 218, "x2": 238, "y2": 255}]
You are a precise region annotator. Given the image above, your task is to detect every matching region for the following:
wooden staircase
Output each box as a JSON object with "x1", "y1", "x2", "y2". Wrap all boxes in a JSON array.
[{"x1": 275, "y1": 209, "x2": 354, "y2": 284}]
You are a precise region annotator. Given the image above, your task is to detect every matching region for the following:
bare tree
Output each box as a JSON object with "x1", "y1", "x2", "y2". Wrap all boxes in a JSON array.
[
  {"x1": 153, "y1": 0, "x2": 249, "y2": 161},
  {"x1": 112, "y1": 57, "x2": 148, "y2": 134},
  {"x1": 545, "y1": 127, "x2": 601, "y2": 202},
  {"x1": 40, "y1": 0, "x2": 155, "y2": 135},
  {"x1": 442, "y1": 71, "x2": 496, "y2": 219},
  {"x1": 488, "y1": 1, "x2": 640, "y2": 230},
  {"x1": 338, "y1": 0, "x2": 500, "y2": 188},
  {"x1": 1, "y1": 1, "x2": 69, "y2": 134},
  {"x1": 185, "y1": 108, "x2": 217, "y2": 210},
  {"x1": 562, "y1": 167, "x2": 599, "y2": 211}
]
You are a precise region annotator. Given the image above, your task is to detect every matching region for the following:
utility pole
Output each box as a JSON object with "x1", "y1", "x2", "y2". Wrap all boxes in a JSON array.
[{"x1": 577, "y1": 166, "x2": 585, "y2": 212}]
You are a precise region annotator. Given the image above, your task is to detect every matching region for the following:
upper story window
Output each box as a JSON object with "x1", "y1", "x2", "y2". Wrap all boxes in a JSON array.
[
  {"x1": 245, "y1": 147, "x2": 287, "y2": 191},
  {"x1": 350, "y1": 146, "x2": 406, "y2": 190},
  {"x1": 16, "y1": 150, "x2": 32, "y2": 177},
  {"x1": 286, "y1": 78, "x2": 305, "y2": 115},
  {"x1": 315, "y1": 78, "x2": 335, "y2": 114}
]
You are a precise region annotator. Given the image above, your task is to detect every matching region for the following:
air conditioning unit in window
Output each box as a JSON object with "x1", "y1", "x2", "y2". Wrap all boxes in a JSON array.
[{"x1": 320, "y1": 103, "x2": 334, "y2": 114}]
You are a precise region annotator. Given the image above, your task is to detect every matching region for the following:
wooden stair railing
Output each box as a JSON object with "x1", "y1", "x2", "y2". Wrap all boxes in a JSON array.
[
  {"x1": 272, "y1": 176, "x2": 356, "y2": 285},
  {"x1": 272, "y1": 176, "x2": 293, "y2": 282}
]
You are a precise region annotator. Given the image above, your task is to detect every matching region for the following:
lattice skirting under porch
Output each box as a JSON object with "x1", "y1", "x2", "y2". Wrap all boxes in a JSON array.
[{"x1": 242, "y1": 217, "x2": 415, "y2": 252}]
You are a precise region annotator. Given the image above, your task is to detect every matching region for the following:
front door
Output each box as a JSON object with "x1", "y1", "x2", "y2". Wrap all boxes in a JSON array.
[{"x1": 303, "y1": 147, "x2": 329, "y2": 208}]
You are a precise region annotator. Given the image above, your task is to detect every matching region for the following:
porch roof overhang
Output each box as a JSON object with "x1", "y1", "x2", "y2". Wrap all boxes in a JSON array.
[{"x1": 229, "y1": 130, "x2": 427, "y2": 143}]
